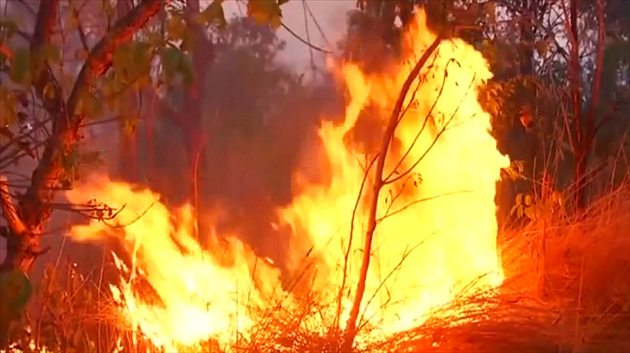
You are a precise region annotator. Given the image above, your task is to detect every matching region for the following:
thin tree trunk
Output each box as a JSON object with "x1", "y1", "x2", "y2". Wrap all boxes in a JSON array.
[
  {"x1": 0, "y1": 0, "x2": 164, "y2": 344},
  {"x1": 340, "y1": 35, "x2": 442, "y2": 352}
]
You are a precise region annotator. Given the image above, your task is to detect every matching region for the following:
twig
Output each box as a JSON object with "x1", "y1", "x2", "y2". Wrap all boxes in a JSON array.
[
  {"x1": 384, "y1": 73, "x2": 477, "y2": 186},
  {"x1": 341, "y1": 34, "x2": 443, "y2": 352},
  {"x1": 281, "y1": 22, "x2": 332, "y2": 54},
  {"x1": 376, "y1": 190, "x2": 472, "y2": 224},
  {"x1": 103, "y1": 200, "x2": 157, "y2": 229}
]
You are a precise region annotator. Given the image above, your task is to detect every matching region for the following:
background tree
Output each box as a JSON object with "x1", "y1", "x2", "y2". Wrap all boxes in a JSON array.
[
  {"x1": 137, "y1": 15, "x2": 338, "y2": 277},
  {"x1": 0, "y1": 0, "x2": 293, "y2": 346}
]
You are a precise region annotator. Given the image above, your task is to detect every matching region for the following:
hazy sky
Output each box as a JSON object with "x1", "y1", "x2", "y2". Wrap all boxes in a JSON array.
[{"x1": 222, "y1": 0, "x2": 355, "y2": 73}]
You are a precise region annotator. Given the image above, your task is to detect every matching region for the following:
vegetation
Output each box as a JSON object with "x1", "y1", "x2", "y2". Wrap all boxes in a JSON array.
[{"x1": 0, "y1": 0, "x2": 628, "y2": 352}]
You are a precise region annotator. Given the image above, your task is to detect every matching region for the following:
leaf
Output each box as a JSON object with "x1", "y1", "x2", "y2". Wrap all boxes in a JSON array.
[
  {"x1": 77, "y1": 92, "x2": 104, "y2": 120},
  {"x1": 166, "y1": 14, "x2": 188, "y2": 42},
  {"x1": 0, "y1": 269, "x2": 33, "y2": 320},
  {"x1": 112, "y1": 41, "x2": 153, "y2": 86},
  {"x1": 9, "y1": 47, "x2": 30, "y2": 85},
  {"x1": 178, "y1": 54, "x2": 194, "y2": 86},
  {"x1": 535, "y1": 40, "x2": 548, "y2": 57},
  {"x1": 43, "y1": 82, "x2": 56, "y2": 101},
  {"x1": 160, "y1": 47, "x2": 182, "y2": 79},
  {"x1": 524, "y1": 194, "x2": 533, "y2": 207},
  {"x1": 515, "y1": 193, "x2": 523, "y2": 205},
  {"x1": 198, "y1": 0, "x2": 227, "y2": 27},
  {"x1": 0, "y1": 86, "x2": 17, "y2": 127},
  {"x1": 42, "y1": 43, "x2": 61, "y2": 63},
  {"x1": 247, "y1": 0, "x2": 283, "y2": 29}
]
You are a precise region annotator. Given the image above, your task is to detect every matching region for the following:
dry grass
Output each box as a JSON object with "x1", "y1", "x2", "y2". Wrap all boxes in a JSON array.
[
  {"x1": 7, "y1": 179, "x2": 629, "y2": 353},
  {"x1": 365, "y1": 180, "x2": 630, "y2": 353}
]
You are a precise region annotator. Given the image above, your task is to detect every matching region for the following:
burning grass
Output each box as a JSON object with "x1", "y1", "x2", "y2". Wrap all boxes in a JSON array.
[
  {"x1": 4, "y1": 180, "x2": 629, "y2": 353},
  {"x1": 367, "y1": 179, "x2": 630, "y2": 353},
  {"x1": 3, "y1": 7, "x2": 628, "y2": 351},
  {"x1": 205, "y1": 178, "x2": 629, "y2": 353}
]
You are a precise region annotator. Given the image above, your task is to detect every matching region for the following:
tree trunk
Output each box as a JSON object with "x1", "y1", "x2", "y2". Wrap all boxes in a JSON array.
[
  {"x1": 340, "y1": 35, "x2": 442, "y2": 353},
  {"x1": 0, "y1": 0, "x2": 163, "y2": 344}
]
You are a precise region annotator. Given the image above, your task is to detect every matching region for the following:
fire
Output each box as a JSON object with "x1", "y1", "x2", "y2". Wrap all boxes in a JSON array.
[
  {"x1": 63, "y1": 10, "x2": 509, "y2": 352},
  {"x1": 280, "y1": 10, "x2": 510, "y2": 335},
  {"x1": 66, "y1": 178, "x2": 289, "y2": 351}
]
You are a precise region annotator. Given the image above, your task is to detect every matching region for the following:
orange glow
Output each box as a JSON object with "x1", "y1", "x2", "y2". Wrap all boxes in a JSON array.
[
  {"x1": 66, "y1": 177, "x2": 289, "y2": 351},
  {"x1": 64, "y1": 10, "x2": 509, "y2": 351},
  {"x1": 281, "y1": 10, "x2": 510, "y2": 336}
]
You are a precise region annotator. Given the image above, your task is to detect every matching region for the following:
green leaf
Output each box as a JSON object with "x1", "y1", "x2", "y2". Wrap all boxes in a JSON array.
[
  {"x1": 9, "y1": 47, "x2": 31, "y2": 85},
  {"x1": 247, "y1": 0, "x2": 283, "y2": 29},
  {"x1": 113, "y1": 41, "x2": 154, "y2": 86},
  {"x1": 160, "y1": 46, "x2": 182, "y2": 80},
  {"x1": 77, "y1": 92, "x2": 104, "y2": 120},
  {"x1": 198, "y1": 0, "x2": 227, "y2": 27},
  {"x1": 0, "y1": 269, "x2": 32, "y2": 346},
  {"x1": 178, "y1": 54, "x2": 194, "y2": 86},
  {"x1": 0, "y1": 269, "x2": 32, "y2": 319},
  {"x1": 41, "y1": 43, "x2": 61, "y2": 63}
]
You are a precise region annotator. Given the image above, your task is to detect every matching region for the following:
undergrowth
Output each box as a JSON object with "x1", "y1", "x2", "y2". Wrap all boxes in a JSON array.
[{"x1": 3, "y1": 176, "x2": 629, "y2": 353}]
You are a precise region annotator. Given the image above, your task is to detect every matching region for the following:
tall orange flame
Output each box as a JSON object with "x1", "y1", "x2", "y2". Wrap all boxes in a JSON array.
[
  {"x1": 281, "y1": 10, "x2": 510, "y2": 336},
  {"x1": 65, "y1": 10, "x2": 509, "y2": 351}
]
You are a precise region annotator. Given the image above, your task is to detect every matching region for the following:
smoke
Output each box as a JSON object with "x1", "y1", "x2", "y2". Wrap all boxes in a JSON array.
[{"x1": 121, "y1": 16, "x2": 348, "y2": 278}]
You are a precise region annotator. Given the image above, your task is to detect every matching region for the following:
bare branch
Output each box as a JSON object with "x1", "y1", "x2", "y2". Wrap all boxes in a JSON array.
[
  {"x1": 376, "y1": 191, "x2": 472, "y2": 224},
  {"x1": 0, "y1": 175, "x2": 27, "y2": 236},
  {"x1": 341, "y1": 34, "x2": 443, "y2": 351},
  {"x1": 281, "y1": 22, "x2": 332, "y2": 54},
  {"x1": 384, "y1": 74, "x2": 477, "y2": 186},
  {"x1": 20, "y1": 0, "x2": 165, "y2": 229},
  {"x1": 384, "y1": 58, "x2": 452, "y2": 182},
  {"x1": 1, "y1": 0, "x2": 165, "y2": 275}
]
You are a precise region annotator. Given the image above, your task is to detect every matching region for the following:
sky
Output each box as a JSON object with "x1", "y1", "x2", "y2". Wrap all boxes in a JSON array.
[{"x1": 222, "y1": 0, "x2": 355, "y2": 74}]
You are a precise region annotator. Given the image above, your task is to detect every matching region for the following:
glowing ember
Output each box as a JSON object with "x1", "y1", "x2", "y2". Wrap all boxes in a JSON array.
[{"x1": 64, "y1": 10, "x2": 509, "y2": 351}]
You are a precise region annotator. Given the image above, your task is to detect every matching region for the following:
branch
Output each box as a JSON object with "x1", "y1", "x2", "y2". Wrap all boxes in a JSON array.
[
  {"x1": 385, "y1": 74, "x2": 476, "y2": 186},
  {"x1": 30, "y1": 0, "x2": 65, "y2": 117},
  {"x1": 281, "y1": 22, "x2": 332, "y2": 54},
  {"x1": 19, "y1": 0, "x2": 165, "y2": 230},
  {"x1": 384, "y1": 57, "x2": 451, "y2": 182},
  {"x1": 376, "y1": 191, "x2": 471, "y2": 224},
  {"x1": 74, "y1": 7, "x2": 90, "y2": 53},
  {"x1": 0, "y1": 175, "x2": 27, "y2": 236},
  {"x1": 341, "y1": 33, "x2": 443, "y2": 352}
]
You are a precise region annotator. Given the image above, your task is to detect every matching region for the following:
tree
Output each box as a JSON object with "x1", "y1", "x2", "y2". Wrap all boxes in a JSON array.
[
  {"x1": 0, "y1": 0, "x2": 163, "y2": 345},
  {"x1": 140, "y1": 15, "x2": 317, "y2": 270},
  {"x1": 0, "y1": 0, "x2": 292, "y2": 345}
]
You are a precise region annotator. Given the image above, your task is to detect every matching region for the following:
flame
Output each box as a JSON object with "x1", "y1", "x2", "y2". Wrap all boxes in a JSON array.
[
  {"x1": 66, "y1": 176, "x2": 289, "y2": 351},
  {"x1": 63, "y1": 10, "x2": 509, "y2": 351},
  {"x1": 280, "y1": 10, "x2": 510, "y2": 335}
]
